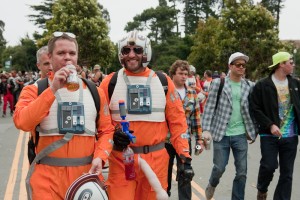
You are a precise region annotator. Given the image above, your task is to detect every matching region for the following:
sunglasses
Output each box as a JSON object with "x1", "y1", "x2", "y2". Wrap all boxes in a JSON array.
[
  {"x1": 233, "y1": 63, "x2": 246, "y2": 68},
  {"x1": 53, "y1": 32, "x2": 76, "y2": 39},
  {"x1": 121, "y1": 46, "x2": 143, "y2": 55}
]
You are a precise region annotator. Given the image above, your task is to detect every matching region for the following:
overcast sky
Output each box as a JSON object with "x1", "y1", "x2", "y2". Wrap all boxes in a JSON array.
[{"x1": 0, "y1": 0, "x2": 299, "y2": 46}]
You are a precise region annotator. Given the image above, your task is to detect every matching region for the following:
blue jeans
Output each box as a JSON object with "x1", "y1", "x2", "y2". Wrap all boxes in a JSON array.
[
  {"x1": 257, "y1": 136, "x2": 298, "y2": 200},
  {"x1": 209, "y1": 134, "x2": 248, "y2": 200}
]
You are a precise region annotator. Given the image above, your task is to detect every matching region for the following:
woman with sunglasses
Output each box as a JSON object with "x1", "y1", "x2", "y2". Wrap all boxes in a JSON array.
[{"x1": 100, "y1": 30, "x2": 192, "y2": 200}]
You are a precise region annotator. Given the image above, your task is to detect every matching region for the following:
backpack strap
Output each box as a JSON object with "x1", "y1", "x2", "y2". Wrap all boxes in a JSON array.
[
  {"x1": 155, "y1": 71, "x2": 168, "y2": 95},
  {"x1": 34, "y1": 78, "x2": 49, "y2": 147},
  {"x1": 81, "y1": 78, "x2": 100, "y2": 123},
  {"x1": 215, "y1": 77, "x2": 225, "y2": 111},
  {"x1": 108, "y1": 70, "x2": 168, "y2": 101},
  {"x1": 108, "y1": 70, "x2": 119, "y2": 101}
]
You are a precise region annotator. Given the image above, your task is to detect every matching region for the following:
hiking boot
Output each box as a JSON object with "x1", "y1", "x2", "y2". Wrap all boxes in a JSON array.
[
  {"x1": 205, "y1": 183, "x2": 216, "y2": 200},
  {"x1": 257, "y1": 191, "x2": 267, "y2": 200}
]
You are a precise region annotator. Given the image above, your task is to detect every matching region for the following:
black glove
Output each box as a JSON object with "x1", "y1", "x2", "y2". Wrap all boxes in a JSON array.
[
  {"x1": 177, "y1": 155, "x2": 195, "y2": 186},
  {"x1": 113, "y1": 127, "x2": 131, "y2": 150}
]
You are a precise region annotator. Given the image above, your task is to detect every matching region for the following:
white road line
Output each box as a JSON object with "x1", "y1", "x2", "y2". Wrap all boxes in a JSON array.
[
  {"x1": 4, "y1": 131, "x2": 24, "y2": 200},
  {"x1": 19, "y1": 132, "x2": 29, "y2": 199}
]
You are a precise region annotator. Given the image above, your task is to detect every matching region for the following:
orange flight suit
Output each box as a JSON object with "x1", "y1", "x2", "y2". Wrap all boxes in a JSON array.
[
  {"x1": 13, "y1": 73, "x2": 114, "y2": 200},
  {"x1": 100, "y1": 67, "x2": 191, "y2": 200}
]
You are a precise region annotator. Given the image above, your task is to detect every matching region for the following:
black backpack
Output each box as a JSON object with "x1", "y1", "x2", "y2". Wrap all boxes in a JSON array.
[{"x1": 27, "y1": 78, "x2": 100, "y2": 164}]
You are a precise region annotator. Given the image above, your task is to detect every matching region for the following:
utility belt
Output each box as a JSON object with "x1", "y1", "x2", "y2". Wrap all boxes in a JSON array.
[
  {"x1": 113, "y1": 142, "x2": 165, "y2": 154},
  {"x1": 37, "y1": 154, "x2": 93, "y2": 166}
]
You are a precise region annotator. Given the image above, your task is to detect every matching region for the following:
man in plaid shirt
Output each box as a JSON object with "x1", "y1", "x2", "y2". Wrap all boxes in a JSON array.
[
  {"x1": 202, "y1": 52, "x2": 257, "y2": 200},
  {"x1": 166, "y1": 60, "x2": 204, "y2": 199}
]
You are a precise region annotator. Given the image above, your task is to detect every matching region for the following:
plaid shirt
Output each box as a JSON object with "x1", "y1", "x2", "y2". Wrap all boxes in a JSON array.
[
  {"x1": 202, "y1": 77, "x2": 257, "y2": 142},
  {"x1": 181, "y1": 86, "x2": 202, "y2": 140}
]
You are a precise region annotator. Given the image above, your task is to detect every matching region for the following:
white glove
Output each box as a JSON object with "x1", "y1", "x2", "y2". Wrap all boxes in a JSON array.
[{"x1": 202, "y1": 131, "x2": 212, "y2": 141}]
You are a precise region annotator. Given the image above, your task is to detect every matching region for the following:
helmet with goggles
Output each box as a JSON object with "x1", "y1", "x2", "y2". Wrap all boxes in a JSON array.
[{"x1": 118, "y1": 30, "x2": 152, "y2": 67}]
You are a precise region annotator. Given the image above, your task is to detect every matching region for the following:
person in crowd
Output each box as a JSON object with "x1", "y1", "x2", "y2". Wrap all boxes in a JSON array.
[
  {"x1": 250, "y1": 52, "x2": 299, "y2": 200},
  {"x1": 0, "y1": 73, "x2": 14, "y2": 117},
  {"x1": 76, "y1": 64, "x2": 87, "y2": 79},
  {"x1": 202, "y1": 52, "x2": 257, "y2": 200},
  {"x1": 36, "y1": 46, "x2": 52, "y2": 80},
  {"x1": 166, "y1": 60, "x2": 204, "y2": 199},
  {"x1": 199, "y1": 70, "x2": 212, "y2": 112},
  {"x1": 90, "y1": 64, "x2": 103, "y2": 86},
  {"x1": 13, "y1": 32, "x2": 114, "y2": 200},
  {"x1": 100, "y1": 30, "x2": 193, "y2": 200},
  {"x1": 185, "y1": 65, "x2": 201, "y2": 93}
]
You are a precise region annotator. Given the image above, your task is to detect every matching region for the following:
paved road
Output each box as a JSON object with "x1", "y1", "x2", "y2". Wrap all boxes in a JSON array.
[{"x1": 0, "y1": 114, "x2": 299, "y2": 200}]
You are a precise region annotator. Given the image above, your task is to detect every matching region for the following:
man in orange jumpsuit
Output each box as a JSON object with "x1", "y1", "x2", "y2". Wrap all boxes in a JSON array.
[
  {"x1": 100, "y1": 30, "x2": 194, "y2": 200},
  {"x1": 13, "y1": 32, "x2": 114, "y2": 200}
]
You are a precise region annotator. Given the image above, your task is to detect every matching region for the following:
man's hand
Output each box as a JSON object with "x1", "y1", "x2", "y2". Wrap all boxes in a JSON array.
[
  {"x1": 177, "y1": 155, "x2": 194, "y2": 186},
  {"x1": 88, "y1": 157, "x2": 102, "y2": 175},
  {"x1": 113, "y1": 127, "x2": 131, "y2": 150},
  {"x1": 270, "y1": 124, "x2": 282, "y2": 138},
  {"x1": 50, "y1": 66, "x2": 72, "y2": 93},
  {"x1": 202, "y1": 131, "x2": 212, "y2": 149},
  {"x1": 194, "y1": 140, "x2": 205, "y2": 155}
]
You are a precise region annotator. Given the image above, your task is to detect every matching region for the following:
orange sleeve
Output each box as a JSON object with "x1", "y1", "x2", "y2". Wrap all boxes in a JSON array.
[
  {"x1": 165, "y1": 76, "x2": 191, "y2": 159},
  {"x1": 13, "y1": 85, "x2": 56, "y2": 132},
  {"x1": 93, "y1": 87, "x2": 114, "y2": 162}
]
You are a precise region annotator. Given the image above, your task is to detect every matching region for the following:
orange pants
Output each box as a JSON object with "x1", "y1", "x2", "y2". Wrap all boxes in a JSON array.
[{"x1": 107, "y1": 150, "x2": 169, "y2": 200}]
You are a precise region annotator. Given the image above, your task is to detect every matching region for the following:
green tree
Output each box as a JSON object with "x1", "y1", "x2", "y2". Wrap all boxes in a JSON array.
[
  {"x1": 0, "y1": 20, "x2": 7, "y2": 68},
  {"x1": 261, "y1": 0, "x2": 285, "y2": 26},
  {"x1": 125, "y1": 0, "x2": 178, "y2": 43},
  {"x1": 189, "y1": 1, "x2": 285, "y2": 79},
  {"x1": 182, "y1": 0, "x2": 220, "y2": 35},
  {"x1": 28, "y1": 0, "x2": 54, "y2": 29},
  {"x1": 41, "y1": 0, "x2": 115, "y2": 68},
  {"x1": 2, "y1": 36, "x2": 37, "y2": 72}
]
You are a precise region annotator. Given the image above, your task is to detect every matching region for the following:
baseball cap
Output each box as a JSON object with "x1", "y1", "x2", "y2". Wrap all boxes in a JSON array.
[
  {"x1": 189, "y1": 65, "x2": 196, "y2": 73},
  {"x1": 268, "y1": 52, "x2": 291, "y2": 69},
  {"x1": 93, "y1": 64, "x2": 101, "y2": 70},
  {"x1": 228, "y1": 52, "x2": 249, "y2": 64}
]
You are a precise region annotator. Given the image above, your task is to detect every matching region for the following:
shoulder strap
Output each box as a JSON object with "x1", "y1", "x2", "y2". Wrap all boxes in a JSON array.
[
  {"x1": 81, "y1": 78, "x2": 100, "y2": 123},
  {"x1": 34, "y1": 78, "x2": 49, "y2": 147},
  {"x1": 37, "y1": 78, "x2": 48, "y2": 95},
  {"x1": 108, "y1": 70, "x2": 169, "y2": 101},
  {"x1": 215, "y1": 77, "x2": 224, "y2": 110},
  {"x1": 108, "y1": 70, "x2": 119, "y2": 100},
  {"x1": 155, "y1": 71, "x2": 168, "y2": 95}
]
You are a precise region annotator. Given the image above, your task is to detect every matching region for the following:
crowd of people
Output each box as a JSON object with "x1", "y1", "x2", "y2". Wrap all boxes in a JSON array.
[{"x1": 0, "y1": 30, "x2": 298, "y2": 200}]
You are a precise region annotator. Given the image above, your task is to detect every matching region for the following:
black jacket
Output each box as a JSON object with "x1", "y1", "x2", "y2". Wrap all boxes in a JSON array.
[{"x1": 250, "y1": 75, "x2": 300, "y2": 135}]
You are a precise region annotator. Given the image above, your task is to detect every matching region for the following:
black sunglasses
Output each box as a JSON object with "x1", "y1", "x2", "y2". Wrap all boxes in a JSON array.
[
  {"x1": 233, "y1": 63, "x2": 246, "y2": 68},
  {"x1": 121, "y1": 47, "x2": 143, "y2": 55}
]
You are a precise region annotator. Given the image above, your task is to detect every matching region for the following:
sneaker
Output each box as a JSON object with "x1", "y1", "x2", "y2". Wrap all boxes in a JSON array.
[
  {"x1": 257, "y1": 191, "x2": 267, "y2": 200},
  {"x1": 205, "y1": 183, "x2": 215, "y2": 200},
  {"x1": 2, "y1": 113, "x2": 6, "y2": 118},
  {"x1": 10, "y1": 111, "x2": 13, "y2": 116}
]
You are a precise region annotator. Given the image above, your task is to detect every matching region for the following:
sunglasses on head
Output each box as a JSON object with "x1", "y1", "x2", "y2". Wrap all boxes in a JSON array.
[
  {"x1": 233, "y1": 63, "x2": 246, "y2": 68},
  {"x1": 53, "y1": 32, "x2": 76, "y2": 39},
  {"x1": 121, "y1": 46, "x2": 143, "y2": 55}
]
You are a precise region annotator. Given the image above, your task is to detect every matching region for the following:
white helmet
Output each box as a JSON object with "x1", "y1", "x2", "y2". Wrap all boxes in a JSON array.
[
  {"x1": 189, "y1": 65, "x2": 196, "y2": 73},
  {"x1": 118, "y1": 30, "x2": 152, "y2": 67},
  {"x1": 64, "y1": 174, "x2": 108, "y2": 200}
]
